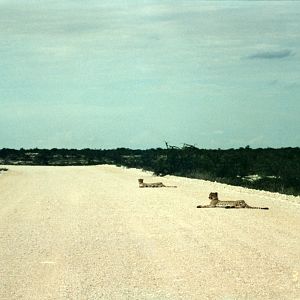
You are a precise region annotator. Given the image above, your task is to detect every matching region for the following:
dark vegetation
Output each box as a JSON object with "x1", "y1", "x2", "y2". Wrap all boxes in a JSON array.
[{"x1": 0, "y1": 145, "x2": 300, "y2": 195}]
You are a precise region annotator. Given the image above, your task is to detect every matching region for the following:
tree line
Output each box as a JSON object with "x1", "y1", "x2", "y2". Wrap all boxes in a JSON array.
[{"x1": 0, "y1": 146, "x2": 299, "y2": 195}]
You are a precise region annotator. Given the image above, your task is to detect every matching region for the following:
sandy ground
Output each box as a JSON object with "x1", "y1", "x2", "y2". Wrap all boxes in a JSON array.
[{"x1": 0, "y1": 165, "x2": 299, "y2": 300}]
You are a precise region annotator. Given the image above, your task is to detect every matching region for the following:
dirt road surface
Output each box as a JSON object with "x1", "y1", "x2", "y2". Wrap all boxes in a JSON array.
[{"x1": 0, "y1": 165, "x2": 300, "y2": 299}]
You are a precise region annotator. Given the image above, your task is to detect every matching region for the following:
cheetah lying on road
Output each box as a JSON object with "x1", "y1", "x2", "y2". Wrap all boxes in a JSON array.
[
  {"x1": 138, "y1": 179, "x2": 177, "y2": 188},
  {"x1": 197, "y1": 192, "x2": 269, "y2": 210}
]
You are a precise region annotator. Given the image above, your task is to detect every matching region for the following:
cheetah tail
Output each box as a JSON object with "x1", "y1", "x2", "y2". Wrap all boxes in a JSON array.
[{"x1": 250, "y1": 207, "x2": 269, "y2": 210}]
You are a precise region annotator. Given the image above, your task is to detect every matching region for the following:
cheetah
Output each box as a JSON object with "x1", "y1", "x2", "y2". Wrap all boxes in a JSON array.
[
  {"x1": 138, "y1": 179, "x2": 177, "y2": 188},
  {"x1": 197, "y1": 192, "x2": 269, "y2": 210}
]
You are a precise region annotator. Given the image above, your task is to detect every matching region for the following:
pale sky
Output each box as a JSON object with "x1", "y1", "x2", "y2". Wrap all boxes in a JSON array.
[{"x1": 0, "y1": 0, "x2": 299, "y2": 149}]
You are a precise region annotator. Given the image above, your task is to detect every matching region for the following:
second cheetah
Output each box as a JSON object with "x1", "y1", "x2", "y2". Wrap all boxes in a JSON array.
[{"x1": 197, "y1": 192, "x2": 269, "y2": 210}]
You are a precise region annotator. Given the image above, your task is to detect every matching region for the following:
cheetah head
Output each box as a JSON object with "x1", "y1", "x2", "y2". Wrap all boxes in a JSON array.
[{"x1": 209, "y1": 192, "x2": 218, "y2": 200}]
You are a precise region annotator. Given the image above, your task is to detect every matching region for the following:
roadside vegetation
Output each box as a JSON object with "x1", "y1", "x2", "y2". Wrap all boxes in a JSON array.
[{"x1": 0, "y1": 145, "x2": 300, "y2": 195}]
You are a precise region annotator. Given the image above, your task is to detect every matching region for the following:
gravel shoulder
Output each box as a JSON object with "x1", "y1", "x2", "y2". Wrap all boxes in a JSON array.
[{"x1": 0, "y1": 165, "x2": 300, "y2": 299}]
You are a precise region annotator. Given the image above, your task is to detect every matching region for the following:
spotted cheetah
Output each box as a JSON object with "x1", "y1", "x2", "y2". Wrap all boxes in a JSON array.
[
  {"x1": 138, "y1": 179, "x2": 177, "y2": 188},
  {"x1": 197, "y1": 192, "x2": 269, "y2": 210}
]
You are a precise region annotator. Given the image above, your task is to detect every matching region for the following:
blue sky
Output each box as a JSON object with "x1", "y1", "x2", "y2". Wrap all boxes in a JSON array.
[{"x1": 0, "y1": 0, "x2": 299, "y2": 149}]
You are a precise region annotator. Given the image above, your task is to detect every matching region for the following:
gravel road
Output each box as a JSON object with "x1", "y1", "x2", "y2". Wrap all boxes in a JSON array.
[{"x1": 0, "y1": 165, "x2": 299, "y2": 299}]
